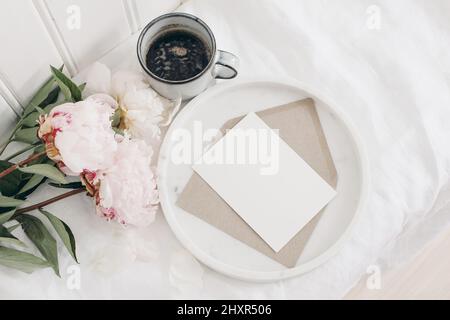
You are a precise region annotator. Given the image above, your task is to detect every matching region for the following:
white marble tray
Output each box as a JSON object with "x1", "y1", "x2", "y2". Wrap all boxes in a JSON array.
[{"x1": 157, "y1": 78, "x2": 369, "y2": 282}]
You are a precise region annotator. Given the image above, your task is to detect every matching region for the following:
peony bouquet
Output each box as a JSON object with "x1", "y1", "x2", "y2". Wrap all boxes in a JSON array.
[{"x1": 0, "y1": 63, "x2": 178, "y2": 275}]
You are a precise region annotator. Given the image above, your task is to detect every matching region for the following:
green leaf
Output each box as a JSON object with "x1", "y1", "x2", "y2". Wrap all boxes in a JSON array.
[
  {"x1": 111, "y1": 108, "x2": 122, "y2": 128},
  {"x1": 51, "y1": 66, "x2": 81, "y2": 102},
  {"x1": 16, "y1": 214, "x2": 59, "y2": 276},
  {"x1": 113, "y1": 127, "x2": 124, "y2": 136},
  {"x1": 0, "y1": 210, "x2": 15, "y2": 225},
  {"x1": 49, "y1": 182, "x2": 83, "y2": 190},
  {"x1": 0, "y1": 225, "x2": 15, "y2": 237},
  {"x1": 40, "y1": 209, "x2": 77, "y2": 263},
  {"x1": 14, "y1": 127, "x2": 39, "y2": 144},
  {"x1": 0, "y1": 161, "x2": 23, "y2": 196},
  {"x1": 0, "y1": 246, "x2": 50, "y2": 274},
  {"x1": 34, "y1": 106, "x2": 45, "y2": 114},
  {"x1": 39, "y1": 87, "x2": 61, "y2": 108},
  {"x1": 22, "y1": 66, "x2": 62, "y2": 117},
  {"x1": 19, "y1": 164, "x2": 66, "y2": 184},
  {"x1": 54, "y1": 78, "x2": 71, "y2": 102},
  {"x1": 0, "y1": 237, "x2": 26, "y2": 248},
  {"x1": 18, "y1": 175, "x2": 46, "y2": 195},
  {"x1": 34, "y1": 144, "x2": 45, "y2": 154},
  {"x1": 22, "y1": 112, "x2": 40, "y2": 128},
  {"x1": 22, "y1": 101, "x2": 61, "y2": 128},
  {"x1": 0, "y1": 225, "x2": 26, "y2": 248},
  {"x1": 0, "y1": 195, "x2": 25, "y2": 208},
  {"x1": 22, "y1": 76, "x2": 56, "y2": 116},
  {"x1": 7, "y1": 224, "x2": 20, "y2": 233},
  {"x1": 78, "y1": 83, "x2": 87, "y2": 93}
]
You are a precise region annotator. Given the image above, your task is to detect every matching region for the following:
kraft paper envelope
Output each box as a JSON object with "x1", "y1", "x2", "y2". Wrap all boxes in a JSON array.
[{"x1": 176, "y1": 98, "x2": 338, "y2": 268}]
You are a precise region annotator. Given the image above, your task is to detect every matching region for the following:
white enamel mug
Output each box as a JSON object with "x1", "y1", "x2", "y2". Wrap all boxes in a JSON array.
[{"x1": 137, "y1": 13, "x2": 239, "y2": 101}]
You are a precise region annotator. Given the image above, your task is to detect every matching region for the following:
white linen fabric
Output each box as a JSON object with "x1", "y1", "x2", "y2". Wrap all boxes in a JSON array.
[{"x1": 1, "y1": 0, "x2": 450, "y2": 299}]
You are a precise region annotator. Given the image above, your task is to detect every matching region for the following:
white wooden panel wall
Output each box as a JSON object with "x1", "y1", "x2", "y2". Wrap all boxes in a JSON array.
[
  {"x1": 0, "y1": 1, "x2": 63, "y2": 108},
  {"x1": 0, "y1": 0, "x2": 183, "y2": 143},
  {"x1": 135, "y1": 0, "x2": 182, "y2": 28},
  {"x1": 43, "y1": 0, "x2": 132, "y2": 72},
  {"x1": 0, "y1": 95, "x2": 17, "y2": 140}
]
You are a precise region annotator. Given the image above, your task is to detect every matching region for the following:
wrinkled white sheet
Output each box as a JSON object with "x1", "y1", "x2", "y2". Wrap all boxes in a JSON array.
[{"x1": 1, "y1": 0, "x2": 450, "y2": 299}]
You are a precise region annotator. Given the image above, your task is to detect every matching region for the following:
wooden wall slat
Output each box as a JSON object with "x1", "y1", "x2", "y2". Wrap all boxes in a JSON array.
[
  {"x1": 0, "y1": 0, "x2": 63, "y2": 106},
  {"x1": 44, "y1": 0, "x2": 133, "y2": 72}
]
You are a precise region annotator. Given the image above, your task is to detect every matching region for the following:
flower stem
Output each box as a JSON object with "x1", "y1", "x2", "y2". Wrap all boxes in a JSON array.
[
  {"x1": 0, "y1": 151, "x2": 46, "y2": 179},
  {"x1": 15, "y1": 188, "x2": 86, "y2": 215}
]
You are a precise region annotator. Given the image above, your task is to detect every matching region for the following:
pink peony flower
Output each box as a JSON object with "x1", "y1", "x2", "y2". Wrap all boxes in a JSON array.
[
  {"x1": 38, "y1": 97, "x2": 117, "y2": 175},
  {"x1": 82, "y1": 137, "x2": 159, "y2": 227}
]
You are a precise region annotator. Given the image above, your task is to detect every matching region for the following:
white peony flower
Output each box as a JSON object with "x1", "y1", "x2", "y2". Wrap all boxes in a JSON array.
[
  {"x1": 38, "y1": 99, "x2": 117, "y2": 175},
  {"x1": 84, "y1": 63, "x2": 180, "y2": 148},
  {"x1": 82, "y1": 136, "x2": 159, "y2": 227}
]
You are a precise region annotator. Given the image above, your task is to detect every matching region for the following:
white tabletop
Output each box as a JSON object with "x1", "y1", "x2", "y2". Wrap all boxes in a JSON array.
[{"x1": 1, "y1": 0, "x2": 450, "y2": 299}]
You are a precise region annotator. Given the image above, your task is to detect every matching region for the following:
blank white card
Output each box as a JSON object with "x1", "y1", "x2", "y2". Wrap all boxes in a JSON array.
[{"x1": 193, "y1": 113, "x2": 336, "y2": 252}]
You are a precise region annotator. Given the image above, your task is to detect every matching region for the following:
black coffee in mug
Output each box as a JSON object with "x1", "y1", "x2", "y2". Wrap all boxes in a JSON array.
[
  {"x1": 137, "y1": 13, "x2": 239, "y2": 100},
  {"x1": 146, "y1": 29, "x2": 211, "y2": 82}
]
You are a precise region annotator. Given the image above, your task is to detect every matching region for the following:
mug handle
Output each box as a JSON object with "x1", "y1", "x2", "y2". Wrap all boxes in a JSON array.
[{"x1": 214, "y1": 50, "x2": 239, "y2": 80}]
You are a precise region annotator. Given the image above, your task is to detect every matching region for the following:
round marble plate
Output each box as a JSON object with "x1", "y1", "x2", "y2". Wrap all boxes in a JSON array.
[{"x1": 157, "y1": 78, "x2": 369, "y2": 282}]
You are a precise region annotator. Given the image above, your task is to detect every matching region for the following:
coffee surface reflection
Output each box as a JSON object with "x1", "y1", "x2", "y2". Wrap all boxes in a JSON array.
[{"x1": 146, "y1": 30, "x2": 211, "y2": 82}]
